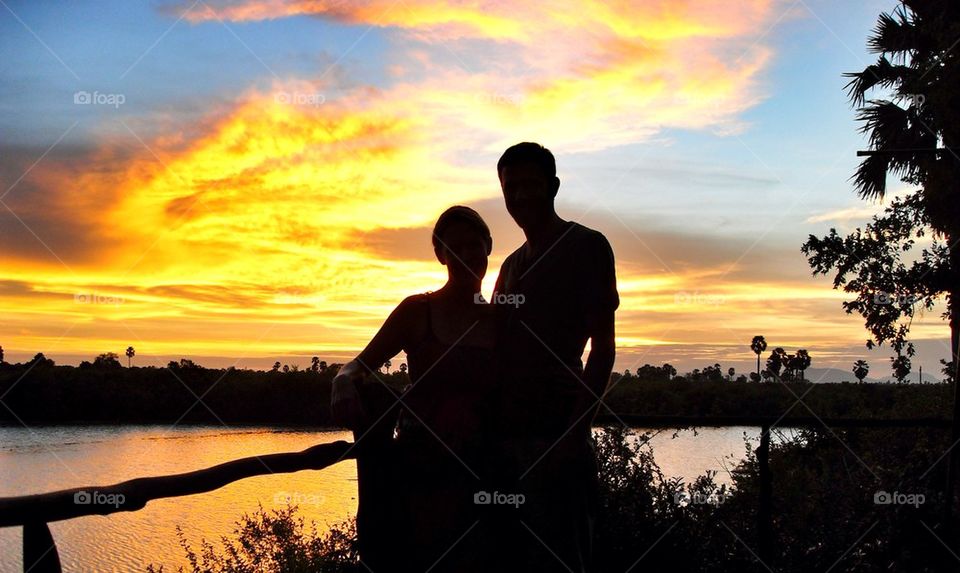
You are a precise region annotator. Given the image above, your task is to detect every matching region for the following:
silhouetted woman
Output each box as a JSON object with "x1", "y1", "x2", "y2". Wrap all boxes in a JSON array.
[{"x1": 330, "y1": 206, "x2": 495, "y2": 573}]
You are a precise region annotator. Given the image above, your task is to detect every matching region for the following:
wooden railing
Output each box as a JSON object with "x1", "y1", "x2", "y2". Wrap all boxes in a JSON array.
[
  {"x1": 0, "y1": 440, "x2": 357, "y2": 573},
  {"x1": 1, "y1": 417, "x2": 955, "y2": 572}
]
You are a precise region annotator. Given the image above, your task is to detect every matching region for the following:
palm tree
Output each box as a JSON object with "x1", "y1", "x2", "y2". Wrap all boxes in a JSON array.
[
  {"x1": 795, "y1": 349, "x2": 812, "y2": 381},
  {"x1": 399, "y1": 363, "x2": 407, "y2": 374},
  {"x1": 853, "y1": 359, "x2": 870, "y2": 383},
  {"x1": 765, "y1": 348, "x2": 787, "y2": 383},
  {"x1": 750, "y1": 336, "x2": 767, "y2": 380},
  {"x1": 383, "y1": 360, "x2": 391, "y2": 373},
  {"x1": 844, "y1": 1, "x2": 959, "y2": 399},
  {"x1": 125, "y1": 346, "x2": 135, "y2": 368},
  {"x1": 311, "y1": 356, "x2": 320, "y2": 372},
  {"x1": 727, "y1": 367, "x2": 736, "y2": 381},
  {"x1": 272, "y1": 361, "x2": 281, "y2": 372}
]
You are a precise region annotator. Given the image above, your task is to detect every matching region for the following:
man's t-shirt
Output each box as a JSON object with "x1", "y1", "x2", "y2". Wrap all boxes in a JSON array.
[{"x1": 492, "y1": 220, "x2": 618, "y2": 439}]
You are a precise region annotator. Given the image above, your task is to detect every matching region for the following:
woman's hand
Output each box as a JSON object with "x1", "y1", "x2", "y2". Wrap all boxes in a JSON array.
[{"x1": 331, "y1": 367, "x2": 367, "y2": 429}]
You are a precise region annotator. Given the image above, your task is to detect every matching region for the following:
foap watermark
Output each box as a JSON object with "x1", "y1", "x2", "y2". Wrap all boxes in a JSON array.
[
  {"x1": 476, "y1": 292, "x2": 525, "y2": 308},
  {"x1": 74, "y1": 90, "x2": 125, "y2": 109},
  {"x1": 74, "y1": 490, "x2": 125, "y2": 508},
  {"x1": 473, "y1": 91, "x2": 524, "y2": 106},
  {"x1": 900, "y1": 93, "x2": 926, "y2": 107},
  {"x1": 872, "y1": 291, "x2": 918, "y2": 306},
  {"x1": 673, "y1": 491, "x2": 731, "y2": 507},
  {"x1": 874, "y1": 490, "x2": 925, "y2": 508},
  {"x1": 274, "y1": 91, "x2": 326, "y2": 107},
  {"x1": 474, "y1": 490, "x2": 525, "y2": 508},
  {"x1": 74, "y1": 292, "x2": 124, "y2": 306},
  {"x1": 674, "y1": 291, "x2": 725, "y2": 307},
  {"x1": 273, "y1": 490, "x2": 325, "y2": 507}
]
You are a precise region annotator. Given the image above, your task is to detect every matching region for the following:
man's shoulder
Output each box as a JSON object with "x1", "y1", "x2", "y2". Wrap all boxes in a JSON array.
[
  {"x1": 500, "y1": 244, "x2": 525, "y2": 270},
  {"x1": 565, "y1": 221, "x2": 612, "y2": 251}
]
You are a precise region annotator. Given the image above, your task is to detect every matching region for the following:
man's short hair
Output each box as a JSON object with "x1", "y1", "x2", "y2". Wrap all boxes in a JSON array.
[{"x1": 497, "y1": 142, "x2": 556, "y2": 180}]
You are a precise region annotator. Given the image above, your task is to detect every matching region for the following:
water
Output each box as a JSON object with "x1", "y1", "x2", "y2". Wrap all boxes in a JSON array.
[{"x1": 0, "y1": 424, "x2": 759, "y2": 572}]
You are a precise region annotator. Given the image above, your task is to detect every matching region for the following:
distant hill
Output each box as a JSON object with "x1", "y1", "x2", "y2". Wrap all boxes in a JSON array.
[{"x1": 800, "y1": 367, "x2": 945, "y2": 384}]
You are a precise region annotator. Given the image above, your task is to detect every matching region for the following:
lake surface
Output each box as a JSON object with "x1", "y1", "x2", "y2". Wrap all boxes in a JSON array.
[{"x1": 0, "y1": 424, "x2": 765, "y2": 572}]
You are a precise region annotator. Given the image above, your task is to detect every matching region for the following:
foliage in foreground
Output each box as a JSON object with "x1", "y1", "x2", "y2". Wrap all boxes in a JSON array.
[
  {"x1": 146, "y1": 507, "x2": 359, "y2": 573},
  {"x1": 147, "y1": 424, "x2": 959, "y2": 572}
]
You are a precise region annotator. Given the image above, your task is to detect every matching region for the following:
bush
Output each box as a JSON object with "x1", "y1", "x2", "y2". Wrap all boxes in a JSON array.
[{"x1": 146, "y1": 505, "x2": 360, "y2": 573}]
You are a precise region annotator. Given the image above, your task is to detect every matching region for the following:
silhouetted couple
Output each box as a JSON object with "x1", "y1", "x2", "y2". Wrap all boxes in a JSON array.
[{"x1": 330, "y1": 142, "x2": 618, "y2": 572}]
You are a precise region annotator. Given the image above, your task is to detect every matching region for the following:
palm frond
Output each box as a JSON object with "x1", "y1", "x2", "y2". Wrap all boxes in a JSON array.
[
  {"x1": 856, "y1": 100, "x2": 909, "y2": 150},
  {"x1": 867, "y1": 6, "x2": 919, "y2": 56},
  {"x1": 843, "y1": 57, "x2": 916, "y2": 106},
  {"x1": 850, "y1": 154, "x2": 889, "y2": 201}
]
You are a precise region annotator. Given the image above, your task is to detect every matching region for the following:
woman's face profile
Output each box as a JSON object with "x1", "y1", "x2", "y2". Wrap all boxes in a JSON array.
[{"x1": 435, "y1": 220, "x2": 489, "y2": 281}]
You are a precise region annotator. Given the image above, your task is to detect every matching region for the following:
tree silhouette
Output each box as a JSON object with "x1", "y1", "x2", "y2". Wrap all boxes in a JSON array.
[
  {"x1": 803, "y1": 1, "x2": 959, "y2": 396},
  {"x1": 383, "y1": 360, "x2": 391, "y2": 373},
  {"x1": 399, "y1": 363, "x2": 407, "y2": 374},
  {"x1": 0, "y1": 345, "x2": 4, "y2": 364},
  {"x1": 311, "y1": 356, "x2": 320, "y2": 372},
  {"x1": 727, "y1": 367, "x2": 735, "y2": 381},
  {"x1": 272, "y1": 362, "x2": 281, "y2": 372},
  {"x1": 853, "y1": 360, "x2": 870, "y2": 383},
  {"x1": 795, "y1": 349, "x2": 812, "y2": 381},
  {"x1": 750, "y1": 336, "x2": 767, "y2": 381},
  {"x1": 662, "y1": 364, "x2": 677, "y2": 380},
  {"x1": 765, "y1": 348, "x2": 787, "y2": 383},
  {"x1": 93, "y1": 352, "x2": 121, "y2": 369},
  {"x1": 892, "y1": 354, "x2": 911, "y2": 383},
  {"x1": 30, "y1": 352, "x2": 54, "y2": 368},
  {"x1": 126, "y1": 346, "x2": 135, "y2": 368}
]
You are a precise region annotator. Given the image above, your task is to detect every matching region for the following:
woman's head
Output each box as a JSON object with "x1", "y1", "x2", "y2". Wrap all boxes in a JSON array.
[{"x1": 432, "y1": 206, "x2": 492, "y2": 282}]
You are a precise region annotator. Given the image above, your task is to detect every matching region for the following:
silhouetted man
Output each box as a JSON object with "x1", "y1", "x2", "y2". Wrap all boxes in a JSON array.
[{"x1": 491, "y1": 142, "x2": 618, "y2": 572}]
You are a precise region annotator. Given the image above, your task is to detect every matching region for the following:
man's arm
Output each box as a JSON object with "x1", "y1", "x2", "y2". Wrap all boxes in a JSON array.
[
  {"x1": 575, "y1": 231, "x2": 618, "y2": 429},
  {"x1": 583, "y1": 310, "x2": 616, "y2": 398}
]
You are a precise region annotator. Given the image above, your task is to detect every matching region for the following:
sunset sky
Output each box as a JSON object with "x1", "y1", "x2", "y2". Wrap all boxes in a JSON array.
[{"x1": 0, "y1": 0, "x2": 951, "y2": 378}]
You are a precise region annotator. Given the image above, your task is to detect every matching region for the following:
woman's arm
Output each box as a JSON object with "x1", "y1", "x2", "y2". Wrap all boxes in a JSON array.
[{"x1": 330, "y1": 296, "x2": 420, "y2": 428}]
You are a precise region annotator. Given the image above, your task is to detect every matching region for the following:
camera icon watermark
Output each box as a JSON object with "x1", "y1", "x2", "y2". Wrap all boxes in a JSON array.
[
  {"x1": 474, "y1": 490, "x2": 525, "y2": 508},
  {"x1": 74, "y1": 90, "x2": 125, "y2": 109},
  {"x1": 74, "y1": 490, "x2": 125, "y2": 508},
  {"x1": 273, "y1": 490, "x2": 324, "y2": 507},
  {"x1": 874, "y1": 490, "x2": 924, "y2": 508}
]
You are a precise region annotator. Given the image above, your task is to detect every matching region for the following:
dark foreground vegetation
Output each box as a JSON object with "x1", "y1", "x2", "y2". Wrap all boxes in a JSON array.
[
  {"x1": 144, "y1": 424, "x2": 959, "y2": 572},
  {"x1": 0, "y1": 359, "x2": 954, "y2": 425}
]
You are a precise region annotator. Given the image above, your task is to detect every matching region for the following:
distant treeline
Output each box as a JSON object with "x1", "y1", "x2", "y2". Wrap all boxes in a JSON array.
[{"x1": 0, "y1": 358, "x2": 953, "y2": 425}]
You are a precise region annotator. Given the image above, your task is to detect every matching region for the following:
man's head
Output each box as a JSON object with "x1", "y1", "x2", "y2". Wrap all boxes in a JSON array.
[{"x1": 497, "y1": 142, "x2": 560, "y2": 229}]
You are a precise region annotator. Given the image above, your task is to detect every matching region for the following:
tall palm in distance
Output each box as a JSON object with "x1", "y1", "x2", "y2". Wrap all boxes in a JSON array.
[
  {"x1": 853, "y1": 360, "x2": 870, "y2": 383},
  {"x1": 751, "y1": 336, "x2": 767, "y2": 381},
  {"x1": 125, "y1": 346, "x2": 135, "y2": 368},
  {"x1": 795, "y1": 349, "x2": 812, "y2": 381}
]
